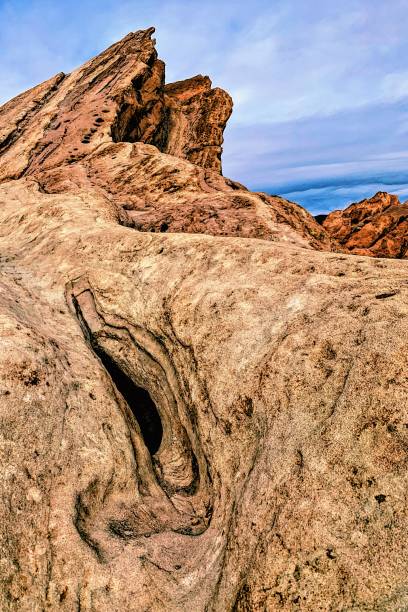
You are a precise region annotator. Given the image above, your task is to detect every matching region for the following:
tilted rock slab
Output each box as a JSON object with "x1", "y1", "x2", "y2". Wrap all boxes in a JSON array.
[
  {"x1": 0, "y1": 28, "x2": 407, "y2": 612},
  {"x1": 0, "y1": 28, "x2": 333, "y2": 251}
]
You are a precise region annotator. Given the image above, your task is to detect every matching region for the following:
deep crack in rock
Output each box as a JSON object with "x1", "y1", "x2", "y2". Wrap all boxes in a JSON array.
[{"x1": 93, "y1": 346, "x2": 163, "y2": 455}]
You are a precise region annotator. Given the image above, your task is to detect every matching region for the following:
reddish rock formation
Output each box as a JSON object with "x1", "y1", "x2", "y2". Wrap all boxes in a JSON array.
[
  {"x1": 0, "y1": 28, "x2": 333, "y2": 252},
  {"x1": 0, "y1": 28, "x2": 231, "y2": 179},
  {"x1": 161, "y1": 75, "x2": 233, "y2": 171},
  {"x1": 1, "y1": 28, "x2": 408, "y2": 612},
  {"x1": 322, "y1": 191, "x2": 408, "y2": 258}
]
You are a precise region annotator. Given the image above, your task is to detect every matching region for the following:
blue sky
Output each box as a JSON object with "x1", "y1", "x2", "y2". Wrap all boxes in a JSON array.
[{"x1": 1, "y1": 0, "x2": 408, "y2": 214}]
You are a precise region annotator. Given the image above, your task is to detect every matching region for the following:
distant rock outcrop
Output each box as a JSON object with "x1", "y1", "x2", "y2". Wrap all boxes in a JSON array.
[
  {"x1": 1, "y1": 28, "x2": 408, "y2": 612},
  {"x1": 322, "y1": 191, "x2": 408, "y2": 258}
]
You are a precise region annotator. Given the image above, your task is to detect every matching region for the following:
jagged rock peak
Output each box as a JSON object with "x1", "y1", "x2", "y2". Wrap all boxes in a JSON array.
[
  {"x1": 323, "y1": 191, "x2": 408, "y2": 258},
  {"x1": 0, "y1": 29, "x2": 333, "y2": 250},
  {"x1": 0, "y1": 27, "x2": 232, "y2": 181}
]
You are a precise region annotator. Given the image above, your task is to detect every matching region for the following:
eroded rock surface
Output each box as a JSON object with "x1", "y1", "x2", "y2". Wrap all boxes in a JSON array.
[
  {"x1": 322, "y1": 191, "x2": 408, "y2": 258},
  {"x1": 161, "y1": 75, "x2": 233, "y2": 171},
  {"x1": 0, "y1": 28, "x2": 230, "y2": 179},
  {"x1": 0, "y1": 28, "x2": 333, "y2": 251},
  {"x1": 0, "y1": 28, "x2": 408, "y2": 612}
]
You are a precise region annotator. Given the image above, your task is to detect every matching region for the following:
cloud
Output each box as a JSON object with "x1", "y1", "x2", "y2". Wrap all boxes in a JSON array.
[
  {"x1": 282, "y1": 182, "x2": 408, "y2": 216},
  {"x1": 382, "y1": 71, "x2": 408, "y2": 102},
  {"x1": 223, "y1": 98, "x2": 408, "y2": 195}
]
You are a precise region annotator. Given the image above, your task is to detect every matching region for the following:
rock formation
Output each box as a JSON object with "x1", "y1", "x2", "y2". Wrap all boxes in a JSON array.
[
  {"x1": 0, "y1": 28, "x2": 333, "y2": 250},
  {"x1": 1, "y1": 28, "x2": 408, "y2": 612},
  {"x1": 321, "y1": 191, "x2": 408, "y2": 258}
]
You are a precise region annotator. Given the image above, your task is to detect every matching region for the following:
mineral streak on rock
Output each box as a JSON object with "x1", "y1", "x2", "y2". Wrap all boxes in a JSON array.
[
  {"x1": 322, "y1": 191, "x2": 408, "y2": 258},
  {"x1": 0, "y1": 27, "x2": 408, "y2": 612}
]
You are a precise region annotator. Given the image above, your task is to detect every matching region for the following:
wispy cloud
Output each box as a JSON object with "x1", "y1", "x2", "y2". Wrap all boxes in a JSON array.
[{"x1": 282, "y1": 182, "x2": 408, "y2": 215}]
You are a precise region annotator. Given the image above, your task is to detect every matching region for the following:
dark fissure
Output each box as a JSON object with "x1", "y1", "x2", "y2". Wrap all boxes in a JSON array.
[{"x1": 95, "y1": 347, "x2": 163, "y2": 455}]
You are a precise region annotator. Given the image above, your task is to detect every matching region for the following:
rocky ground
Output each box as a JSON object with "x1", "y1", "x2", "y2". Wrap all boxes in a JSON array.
[{"x1": 0, "y1": 27, "x2": 407, "y2": 612}]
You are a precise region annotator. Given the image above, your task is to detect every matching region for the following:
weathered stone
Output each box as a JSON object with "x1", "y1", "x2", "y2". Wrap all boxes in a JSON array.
[
  {"x1": 0, "y1": 28, "x2": 407, "y2": 612},
  {"x1": 160, "y1": 75, "x2": 233, "y2": 172},
  {"x1": 0, "y1": 28, "x2": 333, "y2": 251},
  {"x1": 322, "y1": 191, "x2": 408, "y2": 258}
]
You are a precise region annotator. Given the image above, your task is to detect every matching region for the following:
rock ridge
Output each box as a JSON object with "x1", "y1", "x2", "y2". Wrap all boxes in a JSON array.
[
  {"x1": 0, "y1": 27, "x2": 334, "y2": 251},
  {"x1": 322, "y1": 191, "x2": 408, "y2": 258}
]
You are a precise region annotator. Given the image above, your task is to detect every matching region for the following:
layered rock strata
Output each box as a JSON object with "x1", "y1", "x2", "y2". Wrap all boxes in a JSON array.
[
  {"x1": 0, "y1": 28, "x2": 333, "y2": 251},
  {"x1": 0, "y1": 28, "x2": 407, "y2": 612},
  {"x1": 322, "y1": 191, "x2": 408, "y2": 258}
]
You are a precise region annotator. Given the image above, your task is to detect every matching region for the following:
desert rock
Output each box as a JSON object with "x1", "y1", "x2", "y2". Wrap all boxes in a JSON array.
[
  {"x1": 322, "y1": 191, "x2": 408, "y2": 258},
  {"x1": 0, "y1": 28, "x2": 333, "y2": 251},
  {"x1": 0, "y1": 28, "x2": 407, "y2": 612}
]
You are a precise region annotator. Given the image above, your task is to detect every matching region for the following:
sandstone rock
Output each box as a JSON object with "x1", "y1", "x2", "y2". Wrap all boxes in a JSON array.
[
  {"x1": 1, "y1": 28, "x2": 408, "y2": 612},
  {"x1": 0, "y1": 27, "x2": 333, "y2": 252},
  {"x1": 322, "y1": 191, "x2": 408, "y2": 258},
  {"x1": 0, "y1": 28, "x2": 231, "y2": 180},
  {"x1": 161, "y1": 75, "x2": 233, "y2": 172}
]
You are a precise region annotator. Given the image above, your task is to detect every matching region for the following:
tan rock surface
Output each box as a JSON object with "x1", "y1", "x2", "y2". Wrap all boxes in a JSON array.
[
  {"x1": 322, "y1": 191, "x2": 408, "y2": 258},
  {"x1": 0, "y1": 28, "x2": 407, "y2": 612}
]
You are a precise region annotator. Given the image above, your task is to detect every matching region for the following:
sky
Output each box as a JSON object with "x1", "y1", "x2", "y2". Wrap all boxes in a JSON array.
[{"x1": 1, "y1": 0, "x2": 408, "y2": 214}]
